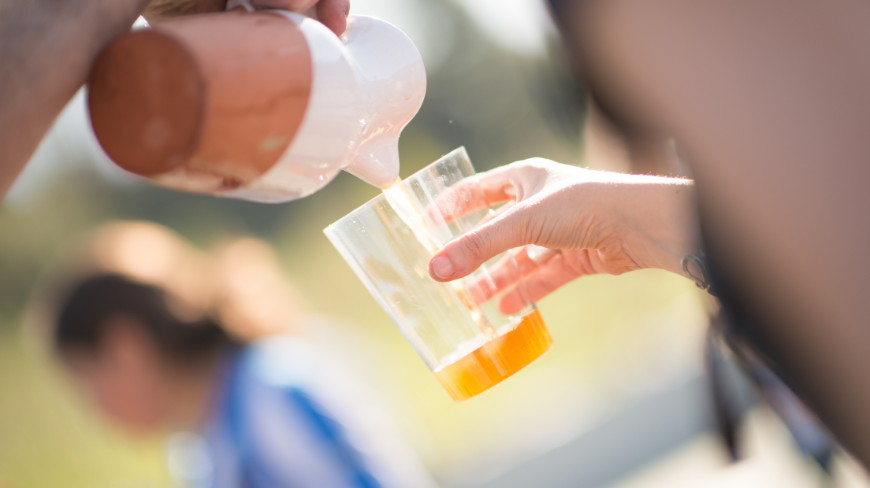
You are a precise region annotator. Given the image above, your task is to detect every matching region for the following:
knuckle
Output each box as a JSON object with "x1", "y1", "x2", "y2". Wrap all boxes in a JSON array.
[
  {"x1": 462, "y1": 229, "x2": 489, "y2": 262},
  {"x1": 520, "y1": 157, "x2": 554, "y2": 173},
  {"x1": 514, "y1": 204, "x2": 541, "y2": 244},
  {"x1": 518, "y1": 159, "x2": 554, "y2": 183}
]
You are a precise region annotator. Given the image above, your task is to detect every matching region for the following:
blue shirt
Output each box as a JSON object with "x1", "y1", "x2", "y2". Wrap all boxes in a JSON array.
[{"x1": 168, "y1": 336, "x2": 435, "y2": 488}]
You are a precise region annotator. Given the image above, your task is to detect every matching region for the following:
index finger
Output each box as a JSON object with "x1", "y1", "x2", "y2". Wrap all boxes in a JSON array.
[{"x1": 426, "y1": 164, "x2": 524, "y2": 225}]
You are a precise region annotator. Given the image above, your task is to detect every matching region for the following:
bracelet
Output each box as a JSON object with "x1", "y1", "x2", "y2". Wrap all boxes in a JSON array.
[{"x1": 682, "y1": 253, "x2": 711, "y2": 292}]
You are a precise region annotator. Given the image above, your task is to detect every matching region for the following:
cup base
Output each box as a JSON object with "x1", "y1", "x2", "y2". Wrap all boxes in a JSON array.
[{"x1": 434, "y1": 309, "x2": 552, "y2": 402}]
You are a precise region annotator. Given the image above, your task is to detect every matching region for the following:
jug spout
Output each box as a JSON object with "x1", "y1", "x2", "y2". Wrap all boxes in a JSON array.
[
  {"x1": 340, "y1": 15, "x2": 425, "y2": 188},
  {"x1": 87, "y1": 10, "x2": 425, "y2": 202},
  {"x1": 344, "y1": 136, "x2": 401, "y2": 188}
]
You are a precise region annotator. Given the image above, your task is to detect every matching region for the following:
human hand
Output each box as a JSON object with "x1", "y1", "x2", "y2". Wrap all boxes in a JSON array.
[
  {"x1": 428, "y1": 158, "x2": 697, "y2": 311},
  {"x1": 143, "y1": 0, "x2": 350, "y2": 34}
]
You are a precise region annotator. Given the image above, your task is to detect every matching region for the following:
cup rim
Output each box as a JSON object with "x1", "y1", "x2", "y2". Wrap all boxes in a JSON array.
[{"x1": 323, "y1": 146, "x2": 472, "y2": 234}]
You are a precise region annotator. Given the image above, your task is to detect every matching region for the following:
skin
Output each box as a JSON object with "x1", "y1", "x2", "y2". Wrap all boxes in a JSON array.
[
  {"x1": 0, "y1": 0, "x2": 349, "y2": 199},
  {"x1": 428, "y1": 159, "x2": 697, "y2": 310},
  {"x1": 0, "y1": 0, "x2": 147, "y2": 198},
  {"x1": 578, "y1": 0, "x2": 870, "y2": 466},
  {"x1": 62, "y1": 316, "x2": 222, "y2": 434},
  {"x1": 433, "y1": 0, "x2": 870, "y2": 468}
]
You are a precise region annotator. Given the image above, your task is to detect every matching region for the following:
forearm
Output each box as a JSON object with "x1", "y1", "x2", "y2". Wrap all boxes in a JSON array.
[{"x1": 0, "y1": 0, "x2": 147, "y2": 198}]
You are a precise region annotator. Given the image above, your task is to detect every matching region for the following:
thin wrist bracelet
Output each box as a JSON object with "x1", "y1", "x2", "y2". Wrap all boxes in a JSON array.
[{"x1": 682, "y1": 253, "x2": 711, "y2": 292}]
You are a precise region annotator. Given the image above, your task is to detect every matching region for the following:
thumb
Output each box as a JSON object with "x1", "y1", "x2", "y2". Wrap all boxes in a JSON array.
[
  {"x1": 428, "y1": 209, "x2": 529, "y2": 282},
  {"x1": 316, "y1": 0, "x2": 350, "y2": 35}
]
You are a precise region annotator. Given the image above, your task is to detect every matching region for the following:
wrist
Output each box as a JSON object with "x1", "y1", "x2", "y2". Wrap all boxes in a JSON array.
[
  {"x1": 619, "y1": 176, "x2": 698, "y2": 275},
  {"x1": 681, "y1": 252, "x2": 712, "y2": 291}
]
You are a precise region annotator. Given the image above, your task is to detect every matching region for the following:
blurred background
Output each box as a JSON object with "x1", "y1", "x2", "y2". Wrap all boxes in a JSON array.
[{"x1": 1, "y1": 0, "x2": 869, "y2": 487}]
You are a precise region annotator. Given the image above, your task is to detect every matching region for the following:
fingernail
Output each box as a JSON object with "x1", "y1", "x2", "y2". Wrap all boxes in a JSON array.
[{"x1": 430, "y1": 256, "x2": 455, "y2": 280}]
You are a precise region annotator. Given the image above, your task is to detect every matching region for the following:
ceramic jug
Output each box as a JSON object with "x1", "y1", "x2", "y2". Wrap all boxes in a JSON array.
[{"x1": 87, "y1": 9, "x2": 426, "y2": 202}]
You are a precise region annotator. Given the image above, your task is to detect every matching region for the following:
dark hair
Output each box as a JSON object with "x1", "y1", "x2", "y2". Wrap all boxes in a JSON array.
[{"x1": 53, "y1": 273, "x2": 236, "y2": 364}]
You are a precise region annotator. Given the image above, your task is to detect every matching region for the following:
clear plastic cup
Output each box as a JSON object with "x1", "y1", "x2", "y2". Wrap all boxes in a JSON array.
[{"x1": 324, "y1": 147, "x2": 552, "y2": 401}]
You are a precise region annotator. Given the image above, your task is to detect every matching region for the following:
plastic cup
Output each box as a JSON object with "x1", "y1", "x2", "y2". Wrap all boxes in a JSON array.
[{"x1": 324, "y1": 147, "x2": 552, "y2": 401}]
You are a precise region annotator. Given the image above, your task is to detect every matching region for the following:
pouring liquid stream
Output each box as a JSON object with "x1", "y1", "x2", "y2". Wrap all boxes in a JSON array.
[{"x1": 382, "y1": 178, "x2": 498, "y2": 341}]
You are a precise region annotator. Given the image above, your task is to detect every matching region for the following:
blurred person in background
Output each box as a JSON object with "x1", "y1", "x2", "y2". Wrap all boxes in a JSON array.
[
  {"x1": 430, "y1": 0, "x2": 870, "y2": 472},
  {"x1": 0, "y1": 0, "x2": 349, "y2": 198},
  {"x1": 37, "y1": 221, "x2": 434, "y2": 488}
]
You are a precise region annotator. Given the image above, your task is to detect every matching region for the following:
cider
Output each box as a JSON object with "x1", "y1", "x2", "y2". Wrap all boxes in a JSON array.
[{"x1": 434, "y1": 309, "x2": 552, "y2": 401}]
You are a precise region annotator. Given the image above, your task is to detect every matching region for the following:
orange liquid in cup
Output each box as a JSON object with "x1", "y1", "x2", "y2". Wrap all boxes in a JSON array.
[{"x1": 434, "y1": 309, "x2": 552, "y2": 401}]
